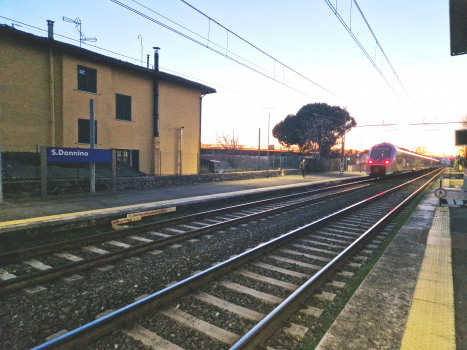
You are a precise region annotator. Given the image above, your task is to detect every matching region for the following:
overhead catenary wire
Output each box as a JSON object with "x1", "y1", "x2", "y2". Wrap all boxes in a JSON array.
[
  {"x1": 324, "y1": 0, "x2": 400, "y2": 99},
  {"x1": 111, "y1": 0, "x2": 349, "y2": 103},
  {"x1": 324, "y1": 0, "x2": 417, "y2": 112},
  {"x1": 0, "y1": 16, "x2": 146, "y2": 65},
  {"x1": 351, "y1": 0, "x2": 416, "y2": 108},
  {"x1": 0, "y1": 16, "x2": 272, "y2": 103},
  {"x1": 129, "y1": 0, "x2": 274, "y2": 78},
  {"x1": 109, "y1": 0, "x2": 322, "y2": 101},
  {"x1": 179, "y1": 0, "x2": 347, "y2": 103}
]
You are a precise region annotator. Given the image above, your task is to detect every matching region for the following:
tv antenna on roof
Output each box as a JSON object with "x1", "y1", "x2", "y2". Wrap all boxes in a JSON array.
[{"x1": 62, "y1": 16, "x2": 96, "y2": 47}]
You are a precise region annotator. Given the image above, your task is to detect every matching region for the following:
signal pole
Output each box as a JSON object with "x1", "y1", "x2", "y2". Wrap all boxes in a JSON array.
[
  {"x1": 341, "y1": 114, "x2": 346, "y2": 175},
  {"x1": 90, "y1": 99, "x2": 95, "y2": 193},
  {"x1": 0, "y1": 107, "x2": 3, "y2": 203}
]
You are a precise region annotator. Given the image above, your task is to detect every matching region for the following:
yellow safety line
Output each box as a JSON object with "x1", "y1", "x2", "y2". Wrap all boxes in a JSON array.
[
  {"x1": 400, "y1": 207, "x2": 456, "y2": 350},
  {"x1": 0, "y1": 200, "x2": 172, "y2": 228},
  {"x1": 0, "y1": 176, "x2": 362, "y2": 230}
]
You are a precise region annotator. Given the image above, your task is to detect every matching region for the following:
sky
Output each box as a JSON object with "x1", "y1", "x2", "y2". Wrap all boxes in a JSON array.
[{"x1": 1, "y1": 0, "x2": 466, "y2": 156}]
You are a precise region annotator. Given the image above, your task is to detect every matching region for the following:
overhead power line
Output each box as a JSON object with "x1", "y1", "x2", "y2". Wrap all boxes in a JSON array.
[
  {"x1": 409, "y1": 121, "x2": 466, "y2": 125},
  {"x1": 324, "y1": 0, "x2": 416, "y2": 110},
  {"x1": 179, "y1": 0, "x2": 352, "y2": 103},
  {"x1": 0, "y1": 16, "x2": 271, "y2": 103},
  {"x1": 109, "y1": 0, "x2": 349, "y2": 103},
  {"x1": 1, "y1": 16, "x2": 143, "y2": 64}
]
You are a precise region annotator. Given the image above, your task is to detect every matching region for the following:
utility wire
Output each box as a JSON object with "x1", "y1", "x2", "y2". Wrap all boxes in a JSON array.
[
  {"x1": 409, "y1": 122, "x2": 466, "y2": 125},
  {"x1": 0, "y1": 16, "x2": 272, "y2": 103},
  {"x1": 179, "y1": 0, "x2": 347, "y2": 102},
  {"x1": 161, "y1": 68, "x2": 271, "y2": 101},
  {"x1": 324, "y1": 0, "x2": 400, "y2": 99},
  {"x1": 351, "y1": 0, "x2": 416, "y2": 108},
  {"x1": 110, "y1": 0, "x2": 347, "y2": 102},
  {"x1": 109, "y1": 0, "x2": 321, "y2": 100},
  {"x1": 130, "y1": 0, "x2": 274, "y2": 78},
  {"x1": 325, "y1": 0, "x2": 416, "y2": 110},
  {"x1": 0, "y1": 16, "x2": 146, "y2": 64}
]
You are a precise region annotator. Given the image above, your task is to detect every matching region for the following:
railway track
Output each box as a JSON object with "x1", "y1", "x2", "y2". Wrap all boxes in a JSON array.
[
  {"x1": 0, "y1": 179, "x2": 375, "y2": 295},
  {"x1": 30, "y1": 168, "x2": 443, "y2": 350}
]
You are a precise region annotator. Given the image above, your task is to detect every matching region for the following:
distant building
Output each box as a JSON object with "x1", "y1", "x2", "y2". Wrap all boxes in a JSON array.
[{"x1": 0, "y1": 21, "x2": 216, "y2": 175}]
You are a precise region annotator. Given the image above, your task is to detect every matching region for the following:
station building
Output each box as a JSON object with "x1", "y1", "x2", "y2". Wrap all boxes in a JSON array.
[{"x1": 0, "y1": 21, "x2": 216, "y2": 176}]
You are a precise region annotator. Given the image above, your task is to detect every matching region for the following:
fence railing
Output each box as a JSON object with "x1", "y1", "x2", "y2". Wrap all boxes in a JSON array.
[{"x1": 200, "y1": 154, "x2": 342, "y2": 173}]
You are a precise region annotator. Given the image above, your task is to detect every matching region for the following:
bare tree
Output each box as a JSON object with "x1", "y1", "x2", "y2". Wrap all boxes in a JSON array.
[
  {"x1": 213, "y1": 130, "x2": 244, "y2": 170},
  {"x1": 214, "y1": 130, "x2": 243, "y2": 150}
]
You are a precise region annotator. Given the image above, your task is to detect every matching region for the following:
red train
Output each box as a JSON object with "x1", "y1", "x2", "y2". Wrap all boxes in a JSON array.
[{"x1": 366, "y1": 142, "x2": 440, "y2": 177}]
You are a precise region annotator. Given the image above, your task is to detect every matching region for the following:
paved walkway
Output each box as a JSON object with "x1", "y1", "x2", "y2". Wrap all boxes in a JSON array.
[
  {"x1": 316, "y1": 169, "x2": 466, "y2": 350},
  {"x1": 0, "y1": 171, "x2": 366, "y2": 230}
]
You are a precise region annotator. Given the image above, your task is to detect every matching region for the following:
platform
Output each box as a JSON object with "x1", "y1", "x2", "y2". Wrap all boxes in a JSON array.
[
  {"x1": 316, "y1": 169, "x2": 466, "y2": 350},
  {"x1": 0, "y1": 171, "x2": 367, "y2": 235}
]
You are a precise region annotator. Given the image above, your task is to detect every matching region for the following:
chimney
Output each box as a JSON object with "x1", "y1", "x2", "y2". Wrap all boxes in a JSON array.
[
  {"x1": 153, "y1": 47, "x2": 160, "y2": 71},
  {"x1": 47, "y1": 20, "x2": 54, "y2": 40}
]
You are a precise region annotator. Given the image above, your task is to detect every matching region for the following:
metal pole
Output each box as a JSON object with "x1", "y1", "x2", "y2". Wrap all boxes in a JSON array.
[
  {"x1": 341, "y1": 114, "x2": 346, "y2": 175},
  {"x1": 40, "y1": 147, "x2": 47, "y2": 197},
  {"x1": 464, "y1": 146, "x2": 467, "y2": 192},
  {"x1": 112, "y1": 149, "x2": 116, "y2": 193},
  {"x1": 90, "y1": 99, "x2": 95, "y2": 193},
  {"x1": 179, "y1": 126, "x2": 184, "y2": 175},
  {"x1": 0, "y1": 107, "x2": 3, "y2": 203},
  {"x1": 267, "y1": 114, "x2": 270, "y2": 178},
  {"x1": 258, "y1": 128, "x2": 261, "y2": 171}
]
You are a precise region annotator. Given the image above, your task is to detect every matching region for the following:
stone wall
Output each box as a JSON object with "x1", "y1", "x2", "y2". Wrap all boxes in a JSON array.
[
  {"x1": 3, "y1": 169, "x2": 302, "y2": 198},
  {"x1": 99, "y1": 169, "x2": 302, "y2": 190}
]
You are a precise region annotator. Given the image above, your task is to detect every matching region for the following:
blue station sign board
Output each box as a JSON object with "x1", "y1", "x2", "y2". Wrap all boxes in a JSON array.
[{"x1": 47, "y1": 147, "x2": 112, "y2": 163}]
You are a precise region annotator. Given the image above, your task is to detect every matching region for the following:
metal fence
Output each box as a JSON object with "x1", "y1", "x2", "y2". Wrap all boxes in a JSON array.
[
  {"x1": 200, "y1": 153, "x2": 341, "y2": 173},
  {"x1": 1, "y1": 151, "x2": 145, "y2": 181}
]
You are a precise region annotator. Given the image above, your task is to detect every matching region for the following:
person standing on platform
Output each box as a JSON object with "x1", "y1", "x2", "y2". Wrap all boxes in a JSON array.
[{"x1": 299, "y1": 159, "x2": 307, "y2": 178}]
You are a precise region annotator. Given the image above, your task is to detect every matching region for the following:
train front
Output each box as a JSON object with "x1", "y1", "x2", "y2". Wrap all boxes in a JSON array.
[{"x1": 366, "y1": 143, "x2": 397, "y2": 177}]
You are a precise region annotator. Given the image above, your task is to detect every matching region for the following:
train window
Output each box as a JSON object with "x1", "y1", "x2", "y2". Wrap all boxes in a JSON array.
[{"x1": 370, "y1": 148, "x2": 391, "y2": 158}]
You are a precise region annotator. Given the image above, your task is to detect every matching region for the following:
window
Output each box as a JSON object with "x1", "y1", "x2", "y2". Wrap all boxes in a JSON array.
[
  {"x1": 78, "y1": 119, "x2": 97, "y2": 144},
  {"x1": 116, "y1": 149, "x2": 130, "y2": 165},
  {"x1": 116, "y1": 149, "x2": 139, "y2": 170},
  {"x1": 116, "y1": 94, "x2": 131, "y2": 121},
  {"x1": 370, "y1": 147, "x2": 392, "y2": 158},
  {"x1": 77, "y1": 65, "x2": 97, "y2": 93}
]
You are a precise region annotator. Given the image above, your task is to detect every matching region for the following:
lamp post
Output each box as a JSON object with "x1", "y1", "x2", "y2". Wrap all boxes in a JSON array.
[
  {"x1": 341, "y1": 113, "x2": 346, "y2": 175},
  {"x1": 90, "y1": 99, "x2": 95, "y2": 193},
  {"x1": 0, "y1": 107, "x2": 3, "y2": 203},
  {"x1": 263, "y1": 107, "x2": 275, "y2": 178},
  {"x1": 258, "y1": 128, "x2": 261, "y2": 171},
  {"x1": 267, "y1": 113, "x2": 270, "y2": 178}
]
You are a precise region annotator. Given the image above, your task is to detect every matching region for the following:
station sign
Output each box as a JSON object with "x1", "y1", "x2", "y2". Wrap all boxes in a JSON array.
[
  {"x1": 455, "y1": 129, "x2": 467, "y2": 146},
  {"x1": 47, "y1": 147, "x2": 112, "y2": 163}
]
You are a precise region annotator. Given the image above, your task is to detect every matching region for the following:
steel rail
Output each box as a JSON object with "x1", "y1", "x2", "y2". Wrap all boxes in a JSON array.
[
  {"x1": 0, "y1": 178, "x2": 374, "y2": 264},
  {"x1": 0, "y1": 183, "x2": 372, "y2": 295},
  {"x1": 229, "y1": 167, "x2": 444, "y2": 350},
  {"x1": 31, "y1": 169, "x2": 441, "y2": 350}
]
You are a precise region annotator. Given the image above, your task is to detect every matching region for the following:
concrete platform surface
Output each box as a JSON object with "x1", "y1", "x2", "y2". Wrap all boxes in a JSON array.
[
  {"x1": 0, "y1": 171, "x2": 366, "y2": 231},
  {"x1": 316, "y1": 169, "x2": 466, "y2": 350}
]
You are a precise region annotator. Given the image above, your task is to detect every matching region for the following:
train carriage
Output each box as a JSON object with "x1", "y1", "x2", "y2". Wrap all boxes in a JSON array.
[{"x1": 366, "y1": 142, "x2": 439, "y2": 177}]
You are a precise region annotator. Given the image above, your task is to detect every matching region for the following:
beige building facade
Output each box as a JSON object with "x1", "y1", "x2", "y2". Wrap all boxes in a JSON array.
[{"x1": 0, "y1": 22, "x2": 215, "y2": 175}]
